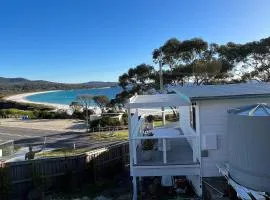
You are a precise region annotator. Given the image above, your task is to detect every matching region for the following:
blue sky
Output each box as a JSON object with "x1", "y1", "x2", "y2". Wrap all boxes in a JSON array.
[{"x1": 0, "y1": 0, "x2": 270, "y2": 83}]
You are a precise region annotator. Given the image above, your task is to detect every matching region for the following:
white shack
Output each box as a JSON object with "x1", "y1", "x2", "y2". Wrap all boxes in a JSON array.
[{"x1": 127, "y1": 83, "x2": 270, "y2": 199}]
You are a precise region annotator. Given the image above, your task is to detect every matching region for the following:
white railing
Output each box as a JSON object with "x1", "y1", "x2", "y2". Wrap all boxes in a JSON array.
[
  {"x1": 183, "y1": 126, "x2": 200, "y2": 163},
  {"x1": 129, "y1": 111, "x2": 200, "y2": 165},
  {"x1": 131, "y1": 134, "x2": 199, "y2": 165}
]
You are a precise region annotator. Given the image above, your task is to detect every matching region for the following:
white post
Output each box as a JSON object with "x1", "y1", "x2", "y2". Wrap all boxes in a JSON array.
[
  {"x1": 163, "y1": 138, "x2": 167, "y2": 164},
  {"x1": 132, "y1": 139, "x2": 137, "y2": 164},
  {"x1": 159, "y1": 60, "x2": 166, "y2": 127},
  {"x1": 162, "y1": 107, "x2": 166, "y2": 126},
  {"x1": 134, "y1": 109, "x2": 138, "y2": 120},
  {"x1": 128, "y1": 108, "x2": 134, "y2": 175},
  {"x1": 193, "y1": 137, "x2": 197, "y2": 162},
  {"x1": 132, "y1": 176, "x2": 137, "y2": 200},
  {"x1": 159, "y1": 60, "x2": 163, "y2": 91}
]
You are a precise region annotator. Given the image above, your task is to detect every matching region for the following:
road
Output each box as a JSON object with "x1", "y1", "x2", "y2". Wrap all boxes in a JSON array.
[{"x1": 0, "y1": 126, "x2": 118, "y2": 149}]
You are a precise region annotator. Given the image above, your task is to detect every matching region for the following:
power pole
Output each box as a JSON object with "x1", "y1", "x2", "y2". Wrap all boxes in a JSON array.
[
  {"x1": 159, "y1": 61, "x2": 166, "y2": 126},
  {"x1": 159, "y1": 60, "x2": 163, "y2": 91}
]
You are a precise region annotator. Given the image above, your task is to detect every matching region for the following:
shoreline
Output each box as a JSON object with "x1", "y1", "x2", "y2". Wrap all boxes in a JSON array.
[{"x1": 4, "y1": 90, "x2": 70, "y2": 110}]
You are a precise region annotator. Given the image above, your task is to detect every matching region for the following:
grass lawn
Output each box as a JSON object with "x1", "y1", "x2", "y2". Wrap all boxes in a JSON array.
[
  {"x1": 91, "y1": 130, "x2": 128, "y2": 141},
  {"x1": 37, "y1": 130, "x2": 128, "y2": 158},
  {"x1": 37, "y1": 147, "x2": 93, "y2": 157},
  {"x1": 153, "y1": 120, "x2": 174, "y2": 127}
]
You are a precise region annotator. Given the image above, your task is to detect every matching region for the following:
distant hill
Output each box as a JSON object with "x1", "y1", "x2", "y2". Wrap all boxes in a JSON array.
[{"x1": 0, "y1": 77, "x2": 118, "y2": 96}]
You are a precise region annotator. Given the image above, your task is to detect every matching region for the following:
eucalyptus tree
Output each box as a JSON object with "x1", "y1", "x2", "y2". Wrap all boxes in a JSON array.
[
  {"x1": 153, "y1": 37, "x2": 225, "y2": 85},
  {"x1": 153, "y1": 38, "x2": 183, "y2": 88},
  {"x1": 93, "y1": 95, "x2": 110, "y2": 112},
  {"x1": 115, "y1": 64, "x2": 156, "y2": 105},
  {"x1": 218, "y1": 37, "x2": 270, "y2": 82},
  {"x1": 76, "y1": 94, "x2": 94, "y2": 126}
]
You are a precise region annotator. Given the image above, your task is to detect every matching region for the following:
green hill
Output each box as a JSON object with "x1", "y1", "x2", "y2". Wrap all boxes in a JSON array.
[{"x1": 0, "y1": 77, "x2": 117, "y2": 97}]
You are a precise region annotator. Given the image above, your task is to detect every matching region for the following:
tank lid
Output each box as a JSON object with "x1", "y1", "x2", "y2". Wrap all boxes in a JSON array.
[{"x1": 228, "y1": 103, "x2": 270, "y2": 116}]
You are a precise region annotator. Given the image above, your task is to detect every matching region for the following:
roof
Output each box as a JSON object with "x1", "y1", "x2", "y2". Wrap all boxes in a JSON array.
[
  {"x1": 171, "y1": 83, "x2": 270, "y2": 101},
  {"x1": 127, "y1": 93, "x2": 190, "y2": 108},
  {"x1": 228, "y1": 103, "x2": 270, "y2": 116}
]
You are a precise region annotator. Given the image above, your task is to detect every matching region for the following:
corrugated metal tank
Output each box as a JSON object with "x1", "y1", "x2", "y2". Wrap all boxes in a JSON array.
[{"x1": 228, "y1": 103, "x2": 270, "y2": 192}]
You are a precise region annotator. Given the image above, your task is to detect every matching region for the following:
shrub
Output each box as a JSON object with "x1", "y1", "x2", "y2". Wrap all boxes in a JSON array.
[
  {"x1": 0, "y1": 100, "x2": 54, "y2": 111},
  {"x1": 89, "y1": 116, "x2": 122, "y2": 128},
  {"x1": 72, "y1": 110, "x2": 84, "y2": 119},
  {"x1": 0, "y1": 109, "x2": 7, "y2": 118},
  {"x1": 142, "y1": 139, "x2": 154, "y2": 151},
  {"x1": 100, "y1": 116, "x2": 121, "y2": 127},
  {"x1": 0, "y1": 108, "x2": 36, "y2": 118},
  {"x1": 122, "y1": 113, "x2": 128, "y2": 125},
  {"x1": 0, "y1": 109, "x2": 71, "y2": 119},
  {"x1": 146, "y1": 115, "x2": 155, "y2": 123}
]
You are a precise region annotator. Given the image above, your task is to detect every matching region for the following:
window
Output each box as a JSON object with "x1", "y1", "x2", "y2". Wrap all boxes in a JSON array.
[{"x1": 190, "y1": 102, "x2": 196, "y2": 130}]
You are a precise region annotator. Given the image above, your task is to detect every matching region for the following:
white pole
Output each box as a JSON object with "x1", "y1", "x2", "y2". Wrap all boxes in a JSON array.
[
  {"x1": 163, "y1": 138, "x2": 167, "y2": 164},
  {"x1": 159, "y1": 60, "x2": 166, "y2": 126},
  {"x1": 132, "y1": 176, "x2": 137, "y2": 200},
  {"x1": 43, "y1": 136, "x2": 46, "y2": 146},
  {"x1": 132, "y1": 139, "x2": 137, "y2": 164},
  {"x1": 128, "y1": 108, "x2": 134, "y2": 175},
  {"x1": 159, "y1": 60, "x2": 163, "y2": 91}
]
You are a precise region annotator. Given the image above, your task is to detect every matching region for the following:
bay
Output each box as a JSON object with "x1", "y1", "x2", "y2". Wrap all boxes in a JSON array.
[{"x1": 26, "y1": 86, "x2": 122, "y2": 105}]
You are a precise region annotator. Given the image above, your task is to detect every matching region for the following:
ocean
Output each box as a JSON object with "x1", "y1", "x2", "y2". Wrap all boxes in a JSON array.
[{"x1": 26, "y1": 86, "x2": 122, "y2": 105}]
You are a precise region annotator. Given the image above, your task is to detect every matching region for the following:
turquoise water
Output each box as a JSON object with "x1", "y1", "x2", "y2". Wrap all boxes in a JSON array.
[{"x1": 26, "y1": 86, "x2": 122, "y2": 105}]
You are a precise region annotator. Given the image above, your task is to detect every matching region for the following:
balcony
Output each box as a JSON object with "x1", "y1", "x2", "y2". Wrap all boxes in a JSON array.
[
  {"x1": 130, "y1": 114, "x2": 200, "y2": 167},
  {"x1": 136, "y1": 136, "x2": 196, "y2": 165}
]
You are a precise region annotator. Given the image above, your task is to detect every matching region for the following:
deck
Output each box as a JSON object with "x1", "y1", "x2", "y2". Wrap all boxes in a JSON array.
[
  {"x1": 136, "y1": 137, "x2": 197, "y2": 165},
  {"x1": 133, "y1": 126, "x2": 199, "y2": 166}
]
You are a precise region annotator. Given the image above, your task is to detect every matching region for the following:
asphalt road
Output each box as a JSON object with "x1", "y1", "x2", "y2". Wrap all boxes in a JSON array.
[{"x1": 0, "y1": 126, "x2": 118, "y2": 149}]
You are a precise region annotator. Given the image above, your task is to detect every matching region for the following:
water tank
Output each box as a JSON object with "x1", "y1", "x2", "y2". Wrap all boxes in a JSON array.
[{"x1": 228, "y1": 103, "x2": 270, "y2": 192}]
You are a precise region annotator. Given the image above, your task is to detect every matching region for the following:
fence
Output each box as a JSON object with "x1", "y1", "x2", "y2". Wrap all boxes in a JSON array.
[
  {"x1": 0, "y1": 142, "x2": 129, "y2": 199},
  {"x1": 88, "y1": 125, "x2": 128, "y2": 133},
  {"x1": 0, "y1": 140, "x2": 14, "y2": 158}
]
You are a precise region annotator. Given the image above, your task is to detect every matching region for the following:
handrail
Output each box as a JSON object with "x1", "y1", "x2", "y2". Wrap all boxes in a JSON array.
[
  {"x1": 131, "y1": 134, "x2": 198, "y2": 140},
  {"x1": 0, "y1": 140, "x2": 14, "y2": 146}
]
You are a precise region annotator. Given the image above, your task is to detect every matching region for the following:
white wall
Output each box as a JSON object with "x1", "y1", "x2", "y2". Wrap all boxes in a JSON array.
[
  {"x1": 198, "y1": 97, "x2": 270, "y2": 177},
  {"x1": 179, "y1": 106, "x2": 191, "y2": 135}
]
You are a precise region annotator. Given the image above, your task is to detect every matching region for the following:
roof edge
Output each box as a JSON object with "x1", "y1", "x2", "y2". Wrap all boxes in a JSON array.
[{"x1": 190, "y1": 93, "x2": 270, "y2": 101}]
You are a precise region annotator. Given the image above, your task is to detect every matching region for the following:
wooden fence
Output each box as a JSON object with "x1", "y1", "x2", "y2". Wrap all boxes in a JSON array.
[{"x1": 0, "y1": 142, "x2": 129, "y2": 199}]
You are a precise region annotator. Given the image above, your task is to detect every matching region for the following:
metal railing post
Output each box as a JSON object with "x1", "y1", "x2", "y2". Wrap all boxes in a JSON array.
[
  {"x1": 132, "y1": 139, "x2": 137, "y2": 164},
  {"x1": 163, "y1": 138, "x2": 167, "y2": 164},
  {"x1": 193, "y1": 136, "x2": 197, "y2": 162}
]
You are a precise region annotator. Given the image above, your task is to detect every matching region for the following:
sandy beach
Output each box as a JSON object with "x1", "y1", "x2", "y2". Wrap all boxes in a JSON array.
[{"x1": 4, "y1": 91, "x2": 70, "y2": 110}]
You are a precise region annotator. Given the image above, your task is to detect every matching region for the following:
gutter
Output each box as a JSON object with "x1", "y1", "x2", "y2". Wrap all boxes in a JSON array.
[
  {"x1": 172, "y1": 89, "x2": 191, "y2": 103},
  {"x1": 172, "y1": 92, "x2": 270, "y2": 102}
]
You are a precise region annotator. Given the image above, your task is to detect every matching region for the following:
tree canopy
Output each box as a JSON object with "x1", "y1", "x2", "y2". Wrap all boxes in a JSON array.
[
  {"x1": 115, "y1": 64, "x2": 156, "y2": 104},
  {"x1": 92, "y1": 95, "x2": 110, "y2": 110},
  {"x1": 76, "y1": 94, "x2": 94, "y2": 126},
  {"x1": 218, "y1": 37, "x2": 270, "y2": 82},
  {"x1": 112, "y1": 36, "x2": 270, "y2": 105},
  {"x1": 152, "y1": 38, "x2": 229, "y2": 85}
]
